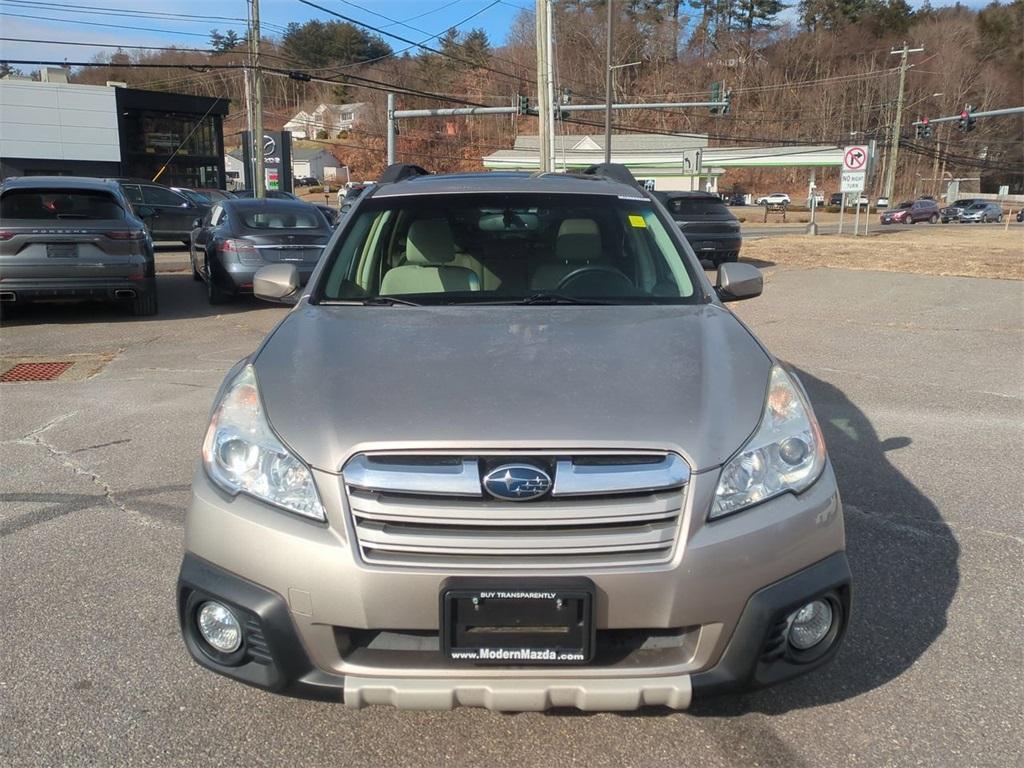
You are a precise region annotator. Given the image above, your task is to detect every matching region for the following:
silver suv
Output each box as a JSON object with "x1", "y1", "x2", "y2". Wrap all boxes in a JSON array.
[
  {"x1": 0, "y1": 177, "x2": 157, "y2": 315},
  {"x1": 178, "y1": 164, "x2": 850, "y2": 711}
]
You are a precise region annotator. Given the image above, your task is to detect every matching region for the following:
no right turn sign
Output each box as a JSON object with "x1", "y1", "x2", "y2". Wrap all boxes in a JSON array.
[{"x1": 843, "y1": 145, "x2": 869, "y2": 172}]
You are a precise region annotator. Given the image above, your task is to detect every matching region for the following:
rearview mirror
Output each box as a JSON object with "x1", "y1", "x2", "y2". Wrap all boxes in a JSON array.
[
  {"x1": 716, "y1": 262, "x2": 762, "y2": 302},
  {"x1": 192, "y1": 217, "x2": 202, "y2": 229},
  {"x1": 253, "y1": 263, "x2": 300, "y2": 304}
]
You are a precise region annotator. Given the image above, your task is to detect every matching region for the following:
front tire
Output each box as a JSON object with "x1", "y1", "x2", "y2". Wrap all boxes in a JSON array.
[
  {"x1": 929, "y1": 214, "x2": 938, "y2": 224},
  {"x1": 997, "y1": 214, "x2": 1004, "y2": 223}
]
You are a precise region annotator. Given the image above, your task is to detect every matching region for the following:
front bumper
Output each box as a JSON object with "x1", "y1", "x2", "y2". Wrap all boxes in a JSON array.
[
  {"x1": 178, "y1": 464, "x2": 850, "y2": 710},
  {"x1": 178, "y1": 550, "x2": 850, "y2": 708}
]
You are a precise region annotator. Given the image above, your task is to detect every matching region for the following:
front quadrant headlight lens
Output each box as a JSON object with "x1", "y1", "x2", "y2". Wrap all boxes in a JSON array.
[
  {"x1": 202, "y1": 364, "x2": 325, "y2": 521},
  {"x1": 710, "y1": 366, "x2": 826, "y2": 519}
]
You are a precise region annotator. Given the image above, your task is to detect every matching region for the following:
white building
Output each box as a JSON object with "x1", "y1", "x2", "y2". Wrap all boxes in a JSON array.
[
  {"x1": 283, "y1": 102, "x2": 365, "y2": 139},
  {"x1": 482, "y1": 134, "x2": 718, "y2": 192}
]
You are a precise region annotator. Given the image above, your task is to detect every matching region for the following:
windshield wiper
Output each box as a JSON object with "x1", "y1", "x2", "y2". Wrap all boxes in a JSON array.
[
  {"x1": 451, "y1": 293, "x2": 614, "y2": 306},
  {"x1": 321, "y1": 296, "x2": 422, "y2": 306}
]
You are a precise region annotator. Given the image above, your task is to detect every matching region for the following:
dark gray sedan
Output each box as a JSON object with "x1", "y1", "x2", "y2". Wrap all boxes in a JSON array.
[
  {"x1": 0, "y1": 177, "x2": 157, "y2": 315},
  {"x1": 189, "y1": 199, "x2": 332, "y2": 304}
]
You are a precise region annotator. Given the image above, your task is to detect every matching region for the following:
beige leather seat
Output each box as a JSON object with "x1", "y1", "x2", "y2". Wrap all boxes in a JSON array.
[
  {"x1": 530, "y1": 218, "x2": 603, "y2": 291},
  {"x1": 381, "y1": 219, "x2": 480, "y2": 295}
]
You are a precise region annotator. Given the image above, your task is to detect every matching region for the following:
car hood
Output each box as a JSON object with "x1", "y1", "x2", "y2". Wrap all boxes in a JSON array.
[{"x1": 252, "y1": 304, "x2": 772, "y2": 473}]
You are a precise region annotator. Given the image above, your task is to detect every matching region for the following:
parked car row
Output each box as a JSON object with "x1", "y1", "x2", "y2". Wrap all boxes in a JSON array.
[
  {"x1": 0, "y1": 175, "x2": 344, "y2": 316},
  {"x1": 940, "y1": 198, "x2": 1006, "y2": 223}
]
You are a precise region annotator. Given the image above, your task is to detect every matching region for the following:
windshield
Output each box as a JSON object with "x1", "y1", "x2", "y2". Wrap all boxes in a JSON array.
[
  {"x1": 317, "y1": 193, "x2": 700, "y2": 305},
  {"x1": 0, "y1": 189, "x2": 125, "y2": 220},
  {"x1": 965, "y1": 203, "x2": 986, "y2": 211},
  {"x1": 898, "y1": 202, "x2": 913, "y2": 209}
]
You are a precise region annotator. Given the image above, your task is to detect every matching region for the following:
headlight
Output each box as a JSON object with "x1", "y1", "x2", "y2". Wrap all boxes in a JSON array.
[
  {"x1": 710, "y1": 365, "x2": 826, "y2": 519},
  {"x1": 202, "y1": 364, "x2": 325, "y2": 521}
]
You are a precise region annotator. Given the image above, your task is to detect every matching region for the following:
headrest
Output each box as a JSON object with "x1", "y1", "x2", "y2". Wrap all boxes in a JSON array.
[
  {"x1": 406, "y1": 219, "x2": 455, "y2": 264},
  {"x1": 556, "y1": 218, "x2": 601, "y2": 262}
]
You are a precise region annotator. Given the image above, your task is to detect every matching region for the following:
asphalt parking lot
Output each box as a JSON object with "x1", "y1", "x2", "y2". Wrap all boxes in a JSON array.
[{"x1": 2, "y1": 255, "x2": 1022, "y2": 767}]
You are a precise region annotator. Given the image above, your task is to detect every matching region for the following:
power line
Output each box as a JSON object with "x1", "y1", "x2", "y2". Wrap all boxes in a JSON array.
[
  {"x1": 0, "y1": 0, "x2": 289, "y2": 33},
  {"x1": 297, "y1": 0, "x2": 531, "y2": 87}
]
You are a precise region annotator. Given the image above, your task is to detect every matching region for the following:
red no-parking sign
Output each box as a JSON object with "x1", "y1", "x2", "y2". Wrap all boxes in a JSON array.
[{"x1": 843, "y1": 145, "x2": 869, "y2": 172}]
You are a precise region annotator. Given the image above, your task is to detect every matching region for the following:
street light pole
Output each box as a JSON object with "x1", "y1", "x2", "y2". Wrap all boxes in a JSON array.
[
  {"x1": 249, "y1": 0, "x2": 265, "y2": 198},
  {"x1": 603, "y1": 0, "x2": 614, "y2": 164}
]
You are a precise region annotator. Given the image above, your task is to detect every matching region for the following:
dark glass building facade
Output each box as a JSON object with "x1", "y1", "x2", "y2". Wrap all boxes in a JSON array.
[{"x1": 115, "y1": 88, "x2": 229, "y2": 188}]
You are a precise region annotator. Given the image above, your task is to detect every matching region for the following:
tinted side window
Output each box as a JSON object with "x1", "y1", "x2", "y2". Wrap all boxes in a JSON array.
[
  {"x1": 142, "y1": 186, "x2": 187, "y2": 206},
  {"x1": 121, "y1": 184, "x2": 143, "y2": 204}
]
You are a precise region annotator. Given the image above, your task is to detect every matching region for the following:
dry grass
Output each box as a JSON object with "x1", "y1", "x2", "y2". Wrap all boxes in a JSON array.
[{"x1": 742, "y1": 226, "x2": 1024, "y2": 280}]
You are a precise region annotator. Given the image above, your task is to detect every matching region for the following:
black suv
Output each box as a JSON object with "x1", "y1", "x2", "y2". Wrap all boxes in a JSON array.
[
  {"x1": 113, "y1": 179, "x2": 210, "y2": 246},
  {"x1": 654, "y1": 191, "x2": 742, "y2": 266}
]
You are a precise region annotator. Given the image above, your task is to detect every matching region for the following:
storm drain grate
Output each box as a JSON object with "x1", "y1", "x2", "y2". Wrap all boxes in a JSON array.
[{"x1": 0, "y1": 361, "x2": 74, "y2": 383}]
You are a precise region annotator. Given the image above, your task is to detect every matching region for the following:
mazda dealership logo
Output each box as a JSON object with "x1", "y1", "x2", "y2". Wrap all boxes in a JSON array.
[{"x1": 263, "y1": 135, "x2": 276, "y2": 156}]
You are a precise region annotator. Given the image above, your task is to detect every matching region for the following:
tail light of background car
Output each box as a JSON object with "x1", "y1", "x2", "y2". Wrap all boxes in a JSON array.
[
  {"x1": 219, "y1": 239, "x2": 260, "y2": 262},
  {"x1": 0, "y1": 231, "x2": 14, "y2": 241}
]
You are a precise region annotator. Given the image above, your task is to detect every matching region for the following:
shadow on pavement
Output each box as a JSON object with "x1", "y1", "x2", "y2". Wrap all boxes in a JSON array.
[
  {"x1": 689, "y1": 367, "x2": 960, "y2": 716},
  {"x1": 0, "y1": 272, "x2": 283, "y2": 326}
]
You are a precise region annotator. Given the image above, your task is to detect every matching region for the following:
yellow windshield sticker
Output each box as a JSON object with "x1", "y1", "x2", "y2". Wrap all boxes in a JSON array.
[{"x1": 628, "y1": 214, "x2": 647, "y2": 228}]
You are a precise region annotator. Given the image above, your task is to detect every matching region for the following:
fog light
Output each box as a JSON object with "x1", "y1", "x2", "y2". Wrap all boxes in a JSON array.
[
  {"x1": 197, "y1": 601, "x2": 242, "y2": 653},
  {"x1": 788, "y1": 599, "x2": 833, "y2": 650}
]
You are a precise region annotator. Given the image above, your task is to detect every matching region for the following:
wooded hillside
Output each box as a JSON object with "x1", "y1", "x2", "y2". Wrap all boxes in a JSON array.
[{"x1": 56, "y1": 0, "x2": 1024, "y2": 196}]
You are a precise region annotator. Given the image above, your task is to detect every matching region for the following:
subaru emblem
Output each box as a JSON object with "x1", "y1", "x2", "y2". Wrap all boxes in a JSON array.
[{"x1": 482, "y1": 464, "x2": 552, "y2": 501}]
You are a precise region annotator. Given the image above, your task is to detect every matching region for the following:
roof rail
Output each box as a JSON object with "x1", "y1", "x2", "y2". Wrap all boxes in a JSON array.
[
  {"x1": 580, "y1": 163, "x2": 642, "y2": 190},
  {"x1": 378, "y1": 163, "x2": 431, "y2": 184}
]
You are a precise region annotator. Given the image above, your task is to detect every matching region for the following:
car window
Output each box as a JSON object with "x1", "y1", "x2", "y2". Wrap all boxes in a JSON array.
[
  {"x1": 178, "y1": 189, "x2": 211, "y2": 205},
  {"x1": 238, "y1": 207, "x2": 323, "y2": 229},
  {"x1": 318, "y1": 193, "x2": 699, "y2": 305},
  {"x1": 142, "y1": 185, "x2": 187, "y2": 206},
  {"x1": 1, "y1": 189, "x2": 126, "y2": 220},
  {"x1": 121, "y1": 184, "x2": 143, "y2": 204}
]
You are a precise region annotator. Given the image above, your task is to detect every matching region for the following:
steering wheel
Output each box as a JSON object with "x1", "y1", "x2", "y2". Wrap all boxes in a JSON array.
[{"x1": 556, "y1": 265, "x2": 634, "y2": 295}]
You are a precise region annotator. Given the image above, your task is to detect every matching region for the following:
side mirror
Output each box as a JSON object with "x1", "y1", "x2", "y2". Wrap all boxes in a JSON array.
[
  {"x1": 136, "y1": 205, "x2": 156, "y2": 218},
  {"x1": 253, "y1": 263, "x2": 300, "y2": 304},
  {"x1": 716, "y1": 262, "x2": 762, "y2": 302},
  {"x1": 192, "y1": 217, "x2": 203, "y2": 229}
]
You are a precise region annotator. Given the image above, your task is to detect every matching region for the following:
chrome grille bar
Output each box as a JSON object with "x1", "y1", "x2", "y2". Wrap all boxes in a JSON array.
[{"x1": 342, "y1": 452, "x2": 689, "y2": 569}]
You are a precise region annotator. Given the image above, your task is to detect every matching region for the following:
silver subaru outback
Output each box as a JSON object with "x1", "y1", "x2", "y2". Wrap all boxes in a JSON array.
[{"x1": 178, "y1": 164, "x2": 850, "y2": 711}]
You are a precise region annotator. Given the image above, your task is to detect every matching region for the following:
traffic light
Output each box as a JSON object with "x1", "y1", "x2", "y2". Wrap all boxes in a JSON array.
[
  {"x1": 958, "y1": 106, "x2": 976, "y2": 133},
  {"x1": 518, "y1": 94, "x2": 529, "y2": 115},
  {"x1": 916, "y1": 118, "x2": 932, "y2": 139},
  {"x1": 709, "y1": 81, "x2": 721, "y2": 114},
  {"x1": 722, "y1": 88, "x2": 732, "y2": 116}
]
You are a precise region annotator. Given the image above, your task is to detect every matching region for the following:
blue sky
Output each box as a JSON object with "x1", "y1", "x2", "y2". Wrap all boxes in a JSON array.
[{"x1": 0, "y1": 0, "x2": 993, "y2": 68}]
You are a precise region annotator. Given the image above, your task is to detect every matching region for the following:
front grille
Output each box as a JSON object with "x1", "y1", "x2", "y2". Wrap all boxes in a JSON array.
[{"x1": 342, "y1": 452, "x2": 689, "y2": 569}]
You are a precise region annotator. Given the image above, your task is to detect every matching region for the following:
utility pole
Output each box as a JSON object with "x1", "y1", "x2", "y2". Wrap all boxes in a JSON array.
[
  {"x1": 249, "y1": 0, "x2": 265, "y2": 198},
  {"x1": 883, "y1": 42, "x2": 924, "y2": 202},
  {"x1": 535, "y1": 0, "x2": 552, "y2": 172},
  {"x1": 603, "y1": 0, "x2": 614, "y2": 164},
  {"x1": 386, "y1": 93, "x2": 396, "y2": 164}
]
